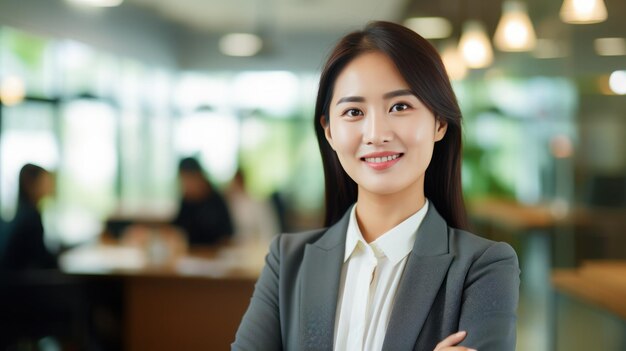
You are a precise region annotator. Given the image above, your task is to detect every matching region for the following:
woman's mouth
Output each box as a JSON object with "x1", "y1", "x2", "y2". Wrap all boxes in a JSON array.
[
  {"x1": 363, "y1": 154, "x2": 401, "y2": 163},
  {"x1": 361, "y1": 153, "x2": 403, "y2": 170}
]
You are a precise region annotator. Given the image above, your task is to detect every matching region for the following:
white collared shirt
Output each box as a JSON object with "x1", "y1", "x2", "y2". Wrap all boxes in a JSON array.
[{"x1": 333, "y1": 200, "x2": 429, "y2": 351}]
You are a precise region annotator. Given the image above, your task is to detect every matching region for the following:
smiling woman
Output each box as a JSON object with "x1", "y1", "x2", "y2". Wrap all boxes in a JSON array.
[
  {"x1": 232, "y1": 21, "x2": 520, "y2": 351},
  {"x1": 322, "y1": 52, "x2": 447, "y2": 233}
]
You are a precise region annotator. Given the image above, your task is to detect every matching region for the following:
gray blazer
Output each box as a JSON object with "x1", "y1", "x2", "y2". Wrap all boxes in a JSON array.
[{"x1": 232, "y1": 203, "x2": 520, "y2": 350}]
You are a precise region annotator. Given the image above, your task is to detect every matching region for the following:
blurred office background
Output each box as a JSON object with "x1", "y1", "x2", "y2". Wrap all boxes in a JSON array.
[{"x1": 0, "y1": 0, "x2": 625, "y2": 350}]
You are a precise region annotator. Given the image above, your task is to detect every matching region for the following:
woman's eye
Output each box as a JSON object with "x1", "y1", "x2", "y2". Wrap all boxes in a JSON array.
[
  {"x1": 390, "y1": 103, "x2": 410, "y2": 112},
  {"x1": 343, "y1": 109, "x2": 363, "y2": 117}
]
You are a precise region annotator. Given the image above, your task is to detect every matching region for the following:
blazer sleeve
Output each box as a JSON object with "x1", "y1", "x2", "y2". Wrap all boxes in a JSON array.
[
  {"x1": 232, "y1": 235, "x2": 282, "y2": 350},
  {"x1": 458, "y1": 241, "x2": 520, "y2": 351}
]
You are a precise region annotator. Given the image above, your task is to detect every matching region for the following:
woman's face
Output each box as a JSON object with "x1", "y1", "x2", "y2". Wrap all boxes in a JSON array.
[
  {"x1": 179, "y1": 171, "x2": 210, "y2": 200},
  {"x1": 323, "y1": 51, "x2": 447, "y2": 198},
  {"x1": 35, "y1": 172, "x2": 55, "y2": 202}
]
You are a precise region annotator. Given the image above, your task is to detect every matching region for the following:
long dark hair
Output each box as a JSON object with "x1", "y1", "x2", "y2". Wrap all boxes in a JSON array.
[{"x1": 314, "y1": 21, "x2": 468, "y2": 230}]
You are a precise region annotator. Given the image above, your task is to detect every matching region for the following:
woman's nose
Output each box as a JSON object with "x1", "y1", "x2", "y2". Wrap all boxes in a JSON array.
[{"x1": 362, "y1": 111, "x2": 393, "y2": 145}]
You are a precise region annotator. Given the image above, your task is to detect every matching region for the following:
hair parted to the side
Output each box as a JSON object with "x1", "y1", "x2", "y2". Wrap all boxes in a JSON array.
[{"x1": 314, "y1": 20, "x2": 468, "y2": 230}]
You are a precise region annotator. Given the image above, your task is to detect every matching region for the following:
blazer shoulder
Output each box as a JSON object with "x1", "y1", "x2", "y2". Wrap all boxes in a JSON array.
[
  {"x1": 274, "y1": 228, "x2": 328, "y2": 257},
  {"x1": 448, "y1": 227, "x2": 518, "y2": 264}
]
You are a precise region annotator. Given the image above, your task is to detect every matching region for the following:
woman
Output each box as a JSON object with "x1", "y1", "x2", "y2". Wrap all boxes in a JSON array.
[
  {"x1": 173, "y1": 157, "x2": 234, "y2": 245},
  {"x1": 233, "y1": 21, "x2": 519, "y2": 351},
  {"x1": 1, "y1": 163, "x2": 57, "y2": 270}
]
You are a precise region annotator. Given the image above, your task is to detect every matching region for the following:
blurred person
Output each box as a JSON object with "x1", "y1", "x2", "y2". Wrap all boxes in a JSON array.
[
  {"x1": 172, "y1": 157, "x2": 234, "y2": 245},
  {"x1": 0, "y1": 163, "x2": 57, "y2": 270},
  {"x1": 226, "y1": 168, "x2": 279, "y2": 243},
  {"x1": 233, "y1": 22, "x2": 519, "y2": 351}
]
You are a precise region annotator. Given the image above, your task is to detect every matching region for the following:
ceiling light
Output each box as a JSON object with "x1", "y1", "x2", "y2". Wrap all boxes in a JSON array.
[
  {"x1": 560, "y1": 0, "x2": 607, "y2": 24},
  {"x1": 458, "y1": 21, "x2": 493, "y2": 69},
  {"x1": 609, "y1": 70, "x2": 626, "y2": 95},
  {"x1": 219, "y1": 33, "x2": 263, "y2": 57},
  {"x1": 494, "y1": 1, "x2": 536, "y2": 51},
  {"x1": 0, "y1": 75, "x2": 26, "y2": 106},
  {"x1": 66, "y1": 0, "x2": 124, "y2": 7},
  {"x1": 404, "y1": 17, "x2": 453, "y2": 39},
  {"x1": 594, "y1": 38, "x2": 626, "y2": 56},
  {"x1": 440, "y1": 42, "x2": 468, "y2": 80}
]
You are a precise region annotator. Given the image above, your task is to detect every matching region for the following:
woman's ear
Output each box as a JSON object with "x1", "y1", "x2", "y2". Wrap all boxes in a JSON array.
[
  {"x1": 434, "y1": 118, "x2": 448, "y2": 142},
  {"x1": 321, "y1": 115, "x2": 335, "y2": 150}
]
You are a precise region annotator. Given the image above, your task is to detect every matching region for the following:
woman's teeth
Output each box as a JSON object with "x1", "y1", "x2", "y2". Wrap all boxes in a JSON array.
[{"x1": 364, "y1": 154, "x2": 400, "y2": 163}]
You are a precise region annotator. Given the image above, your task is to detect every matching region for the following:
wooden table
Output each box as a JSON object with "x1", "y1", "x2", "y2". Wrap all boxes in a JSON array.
[
  {"x1": 469, "y1": 197, "x2": 564, "y2": 231},
  {"x1": 59, "y1": 241, "x2": 268, "y2": 350},
  {"x1": 551, "y1": 260, "x2": 626, "y2": 351},
  {"x1": 468, "y1": 197, "x2": 570, "y2": 351},
  {"x1": 552, "y1": 260, "x2": 626, "y2": 319}
]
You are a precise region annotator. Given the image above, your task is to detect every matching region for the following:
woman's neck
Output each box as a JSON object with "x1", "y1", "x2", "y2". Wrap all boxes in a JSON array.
[{"x1": 355, "y1": 186, "x2": 426, "y2": 243}]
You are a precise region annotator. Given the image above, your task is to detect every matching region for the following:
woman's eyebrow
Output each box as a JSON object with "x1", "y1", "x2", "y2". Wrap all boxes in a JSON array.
[
  {"x1": 335, "y1": 89, "x2": 415, "y2": 105},
  {"x1": 336, "y1": 96, "x2": 365, "y2": 105},
  {"x1": 383, "y1": 89, "x2": 415, "y2": 100}
]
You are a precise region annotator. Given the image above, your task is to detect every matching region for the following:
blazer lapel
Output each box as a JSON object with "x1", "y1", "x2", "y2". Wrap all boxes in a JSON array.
[
  {"x1": 383, "y1": 203, "x2": 454, "y2": 351},
  {"x1": 299, "y1": 209, "x2": 349, "y2": 351}
]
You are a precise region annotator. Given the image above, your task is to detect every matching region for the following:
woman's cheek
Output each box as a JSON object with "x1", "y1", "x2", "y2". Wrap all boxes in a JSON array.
[{"x1": 331, "y1": 122, "x2": 360, "y2": 151}]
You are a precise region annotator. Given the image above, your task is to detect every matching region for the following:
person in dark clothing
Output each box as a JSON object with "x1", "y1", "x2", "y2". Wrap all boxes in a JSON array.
[
  {"x1": 172, "y1": 157, "x2": 234, "y2": 245},
  {"x1": 1, "y1": 163, "x2": 57, "y2": 270}
]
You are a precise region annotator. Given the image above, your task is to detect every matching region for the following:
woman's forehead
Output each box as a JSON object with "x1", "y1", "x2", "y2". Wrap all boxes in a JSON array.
[{"x1": 331, "y1": 52, "x2": 411, "y2": 100}]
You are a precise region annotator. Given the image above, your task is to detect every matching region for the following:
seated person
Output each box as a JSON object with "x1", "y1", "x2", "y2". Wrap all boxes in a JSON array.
[
  {"x1": 226, "y1": 168, "x2": 279, "y2": 243},
  {"x1": 172, "y1": 157, "x2": 234, "y2": 245},
  {"x1": 1, "y1": 163, "x2": 57, "y2": 270}
]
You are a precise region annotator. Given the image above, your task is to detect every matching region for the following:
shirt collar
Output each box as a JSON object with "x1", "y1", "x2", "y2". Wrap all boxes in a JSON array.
[
  {"x1": 344, "y1": 199, "x2": 429, "y2": 265},
  {"x1": 344, "y1": 205, "x2": 365, "y2": 263}
]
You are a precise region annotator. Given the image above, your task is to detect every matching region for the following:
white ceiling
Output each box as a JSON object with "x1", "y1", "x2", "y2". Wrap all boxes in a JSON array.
[
  {"x1": 127, "y1": 0, "x2": 410, "y2": 33},
  {"x1": 121, "y1": 0, "x2": 626, "y2": 74}
]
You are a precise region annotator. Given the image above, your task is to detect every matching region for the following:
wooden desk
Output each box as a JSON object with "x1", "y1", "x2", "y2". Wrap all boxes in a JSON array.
[
  {"x1": 552, "y1": 260, "x2": 626, "y2": 319},
  {"x1": 551, "y1": 260, "x2": 626, "y2": 350},
  {"x1": 469, "y1": 197, "x2": 626, "y2": 235},
  {"x1": 124, "y1": 274, "x2": 254, "y2": 350},
  {"x1": 59, "y1": 241, "x2": 267, "y2": 350},
  {"x1": 468, "y1": 197, "x2": 570, "y2": 232},
  {"x1": 469, "y1": 197, "x2": 567, "y2": 350}
]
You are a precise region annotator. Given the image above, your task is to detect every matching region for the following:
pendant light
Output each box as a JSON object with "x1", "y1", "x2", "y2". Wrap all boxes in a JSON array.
[
  {"x1": 0, "y1": 75, "x2": 26, "y2": 106},
  {"x1": 441, "y1": 41, "x2": 468, "y2": 80},
  {"x1": 494, "y1": 1, "x2": 537, "y2": 51},
  {"x1": 458, "y1": 21, "x2": 494, "y2": 68},
  {"x1": 594, "y1": 37, "x2": 626, "y2": 56},
  {"x1": 219, "y1": 33, "x2": 263, "y2": 57},
  {"x1": 609, "y1": 70, "x2": 626, "y2": 95},
  {"x1": 66, "y1": 0, "x2": 123, "y2": 7},
  {"x1": 560, "y1": 0, "x2": 607, "y2": 24}
]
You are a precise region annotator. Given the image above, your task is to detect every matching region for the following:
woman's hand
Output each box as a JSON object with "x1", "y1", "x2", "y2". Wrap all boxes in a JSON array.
[{"x1": 434, "y1": 331, "x2": 477, "y2": 351}]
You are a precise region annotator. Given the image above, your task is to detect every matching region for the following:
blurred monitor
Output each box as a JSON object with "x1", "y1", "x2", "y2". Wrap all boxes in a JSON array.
[
  {"x1": 104, "y1": 218, "x2": 135, "y2": 239},
  {"x1": 585, "y1": 174, "x2": 626, "y2": 208}
]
